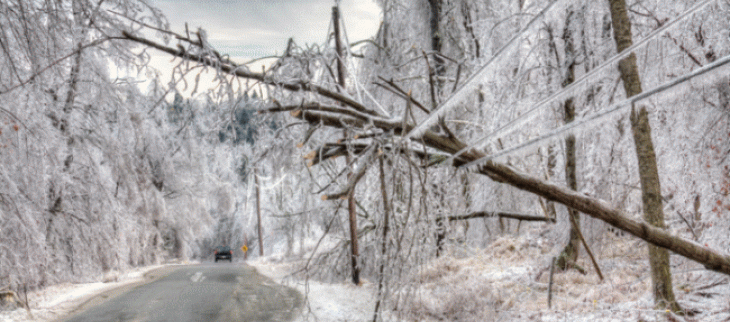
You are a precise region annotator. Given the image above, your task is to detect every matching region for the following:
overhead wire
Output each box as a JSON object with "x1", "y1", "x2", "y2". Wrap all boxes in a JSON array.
[
  {"x1": 445, "y1": 0, "x2": 717, "y2": 165},
  {"x1": 460, "y1": 51, "x2": 730, "y2": 169},
  {"x1": 401, "y1": 0, "x2": 562, "y2": 140}
]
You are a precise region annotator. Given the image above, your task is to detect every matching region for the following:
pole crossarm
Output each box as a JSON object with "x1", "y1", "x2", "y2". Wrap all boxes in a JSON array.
[{"x1": 447, "y1": 211, "x2": 555, "y2": 223}]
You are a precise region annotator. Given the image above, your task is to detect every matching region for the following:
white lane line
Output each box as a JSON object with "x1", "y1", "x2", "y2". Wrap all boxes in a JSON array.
[{"x1": 190, "y1": 272, "x2": 203, "y2": 283}]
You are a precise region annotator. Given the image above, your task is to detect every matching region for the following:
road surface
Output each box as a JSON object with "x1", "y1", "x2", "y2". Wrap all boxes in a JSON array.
[{"x1": 60, "y1": 263, "x2": 302, "y2": 322}]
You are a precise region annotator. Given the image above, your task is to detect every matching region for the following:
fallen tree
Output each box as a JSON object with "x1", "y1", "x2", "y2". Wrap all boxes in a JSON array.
[{"x1": 118, "y1": 28, "x2": 730, "y2": 276}]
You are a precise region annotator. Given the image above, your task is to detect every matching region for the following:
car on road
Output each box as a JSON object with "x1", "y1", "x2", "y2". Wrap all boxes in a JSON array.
[{"x1": 214, "y1": 246, "x2": 232, "y2": 262}]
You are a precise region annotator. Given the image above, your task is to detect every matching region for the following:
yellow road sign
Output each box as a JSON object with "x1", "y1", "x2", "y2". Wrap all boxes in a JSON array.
[{"x1": 241, "y1": 245, "x2": 248, "y2": 253}]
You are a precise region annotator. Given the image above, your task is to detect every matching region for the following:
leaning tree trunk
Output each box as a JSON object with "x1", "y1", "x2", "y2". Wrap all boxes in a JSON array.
[{"x1": 607, "y1": 0, "x2": 681, "y2": 313}]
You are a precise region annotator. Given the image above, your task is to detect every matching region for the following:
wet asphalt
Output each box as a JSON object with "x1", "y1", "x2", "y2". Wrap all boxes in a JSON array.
[{"x1": 60, "y1": 262, "x2": 302, "y2": 322}]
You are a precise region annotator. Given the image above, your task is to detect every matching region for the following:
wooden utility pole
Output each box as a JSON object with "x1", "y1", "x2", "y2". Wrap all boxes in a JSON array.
[
  {"x1": 333, "y1": 6, "x2": 360, "y2": 285},
  {"x1": 255, "y1": 168, "x2": 263, "y2": 256}
]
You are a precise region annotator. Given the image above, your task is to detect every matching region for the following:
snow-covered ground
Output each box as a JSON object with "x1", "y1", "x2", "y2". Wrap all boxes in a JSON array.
[
  {"x1": 252, "y1": 231, "x2": 730, "y2": 322},
  {"x1": 0, "y1": 263, "x2": 186, "y2": 322},
  {"x1": 386, "y1": 232, "x2": 730, "y2": 321},
  {"x1": 249, "y1": 257, "x2": 378, "y2": 322}
]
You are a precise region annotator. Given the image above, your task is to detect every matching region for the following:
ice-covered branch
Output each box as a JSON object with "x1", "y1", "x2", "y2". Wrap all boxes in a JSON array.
[
  {"x1": 120, "y1": 31, "x2": 382, "y2": 117},
  {"x1": 286, "y1": 98, "x2": 730, "y2": 275},
  {"x1": 322, "y1": 145, "x2": 378, "y2": 200}
]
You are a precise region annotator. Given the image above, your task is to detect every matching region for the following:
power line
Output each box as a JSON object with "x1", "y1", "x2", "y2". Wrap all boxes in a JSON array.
[
  {"x1": 460, "y1": 51, "x2": 730, "y2": 169},
  {"x1": 402, "y1": 0, "x2": 562, "y2": 140},
  {"x1": 445, "y1": 0, "x2": 717, "y2": 165}
]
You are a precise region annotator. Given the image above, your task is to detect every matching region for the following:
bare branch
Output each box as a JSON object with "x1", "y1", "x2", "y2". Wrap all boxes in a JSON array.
[
  {"x1": 120, "y1": 31, "x2": 382, "y2": 117},
  {"x1": 323, "y1": 145, "x2": 378, "y2": 200}
]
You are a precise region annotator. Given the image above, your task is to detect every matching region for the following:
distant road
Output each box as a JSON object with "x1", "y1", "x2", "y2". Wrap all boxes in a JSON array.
[{"x1": 60, "y1": 263, "x2": 302, "y2": 322}]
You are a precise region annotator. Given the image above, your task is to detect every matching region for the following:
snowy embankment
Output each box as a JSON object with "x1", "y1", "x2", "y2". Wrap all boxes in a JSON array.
[
  {"x1": 249, "y1": 257, "x2": 378, "y2": 322},
  {"x1": 253, "y1": 230, "x2": 730, "y2": 322},
  {"x1": 396, "y1": 232, "x2": 730, "y2": 321},
  {"x1": 0, "y1": 262, "x2": 188, "y2": 322}
]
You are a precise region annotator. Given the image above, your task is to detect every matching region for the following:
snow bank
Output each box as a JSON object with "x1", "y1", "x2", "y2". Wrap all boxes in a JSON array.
[
  {"x1": 249, "y1": 257, "x2": 377, "y2": 322},
  {"x1": 248, "y1": 228, "x2": 730, "y2": 322}
]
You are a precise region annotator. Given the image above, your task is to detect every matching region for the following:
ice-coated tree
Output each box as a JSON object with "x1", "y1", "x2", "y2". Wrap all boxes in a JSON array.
[
  {"x1": 0, "y1": 0, "x2": 269, "y2": 294},
  {"x1": 36, "y1": 0, "x2": 730, "y2": 319}
]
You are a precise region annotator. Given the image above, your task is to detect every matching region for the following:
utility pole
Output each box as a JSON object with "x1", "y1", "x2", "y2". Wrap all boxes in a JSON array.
[
  {"x1": 333, "y1": 5, "x2": 360, "y2": 285},
  {"x1": 255, "y1": 168, "x2": 263, "y2": 256}
]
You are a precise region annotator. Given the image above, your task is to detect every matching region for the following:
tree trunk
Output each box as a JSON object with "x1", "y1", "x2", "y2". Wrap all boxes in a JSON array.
[
  {"x1": 428, "y1": 0, "x2": 449, "y2": 257},
  {"x1": 428, "y1": 0, "x2": 445, "y2": 95},
  {"x1": 373, "y1": 156, "x2": 390, "y2": 322},
  {"x1": 333, "y1": 6, "x2": 360, "y2": 285},
  {"x1": 556, "y1": 9, "x2": 581, "y2": 272},
  {"x1": 606, "y1": 0, "x2": 680, "y2": 312}
]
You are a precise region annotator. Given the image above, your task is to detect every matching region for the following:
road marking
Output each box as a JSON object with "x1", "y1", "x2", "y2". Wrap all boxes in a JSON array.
[{"x1": 190, "y1": 272, "x2": 203, "y2": 283}]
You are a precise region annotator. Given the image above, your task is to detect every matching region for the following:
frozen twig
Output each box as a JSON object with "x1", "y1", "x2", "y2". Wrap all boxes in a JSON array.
[{"x1": 322, "y1": 145, "x2": 378, "y2": 200}]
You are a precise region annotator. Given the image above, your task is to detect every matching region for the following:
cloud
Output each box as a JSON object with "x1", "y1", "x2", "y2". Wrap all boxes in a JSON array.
[
  {"x1": 149, "y1": 0, "x2": 381, "y2": 60},
  {"x1": 137, "y1": 0, "x2": 381, "y2": 96}
]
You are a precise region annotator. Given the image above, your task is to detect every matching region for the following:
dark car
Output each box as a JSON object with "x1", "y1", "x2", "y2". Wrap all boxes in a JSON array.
[{"x1": 214, "y1": 246, "x2": 232, "y2": 262}]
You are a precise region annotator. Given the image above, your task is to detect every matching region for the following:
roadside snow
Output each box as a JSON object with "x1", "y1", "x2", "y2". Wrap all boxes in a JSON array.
[
  {"x1": 0, "y1": 263, "x2": 175, "y2": 322},
  {"x1": 396, "y1": 232, "x2": 730, "y2": 321},
  {"x1": 249, "y1": 257, "x2": 377, "y2": 322},
  {"x1": 249, "y1": 230, "x2": 730, "y2": 322}
]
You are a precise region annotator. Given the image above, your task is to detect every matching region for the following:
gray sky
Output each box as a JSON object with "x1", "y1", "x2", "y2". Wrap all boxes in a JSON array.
[{"x1": 149, "y1": 0, "x2": 382, "y2": 61}]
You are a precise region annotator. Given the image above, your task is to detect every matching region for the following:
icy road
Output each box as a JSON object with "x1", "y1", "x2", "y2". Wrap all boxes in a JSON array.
[{"x1": 60, "y1": 263, "x2": 302, "y2": 322}]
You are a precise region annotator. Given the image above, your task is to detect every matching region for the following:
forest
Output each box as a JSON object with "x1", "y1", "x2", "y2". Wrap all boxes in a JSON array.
[{"x1": 2, "y1": 0, "x2": 730, "y2": 321}]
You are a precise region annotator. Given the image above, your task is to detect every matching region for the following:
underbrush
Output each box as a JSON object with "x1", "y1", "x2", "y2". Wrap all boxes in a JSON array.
[{"x1": 392, "y1": 230, "x2": 729, "y2": 321}]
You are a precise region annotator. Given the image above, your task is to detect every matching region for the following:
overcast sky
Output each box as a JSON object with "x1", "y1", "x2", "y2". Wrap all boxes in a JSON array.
[{"x1": 148, "y1": 0, "x2": 381, "y2": 61}]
